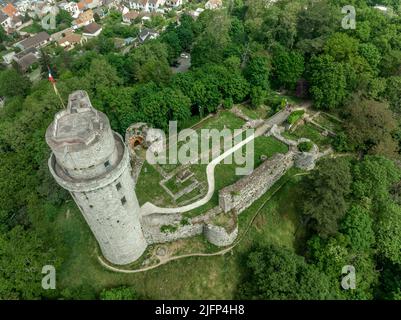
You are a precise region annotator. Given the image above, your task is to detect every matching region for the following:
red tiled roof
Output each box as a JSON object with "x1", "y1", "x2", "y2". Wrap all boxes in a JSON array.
[{"x1": 58, "y1": 33, "x2": 82, "y2": 45}]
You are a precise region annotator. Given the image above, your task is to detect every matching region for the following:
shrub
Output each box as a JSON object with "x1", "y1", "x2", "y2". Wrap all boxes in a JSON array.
[
  {"x1": 288, "y1": 110, "x2": 305, "y2": 124},
  {"x1": 160, "y1": 224, "x2": 178, "y2": 233},
  {"x1": 180, "y1": 217, "x2": 190, "y2": 226},
  {"x1": 223, "y1": 97, "x2": 234, "y2": 109}
]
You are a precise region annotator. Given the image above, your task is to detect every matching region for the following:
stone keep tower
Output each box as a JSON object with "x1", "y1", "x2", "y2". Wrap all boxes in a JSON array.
[{"x1": 46, "y1": 90, "x2": 147, "y2": 265}]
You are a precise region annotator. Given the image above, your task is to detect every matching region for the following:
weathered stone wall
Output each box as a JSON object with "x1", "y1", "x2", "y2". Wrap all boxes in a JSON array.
[
  {"x1": 143, "y1": 222, "x2": 204, "y2": 244},
  {"x1": 203, "y1": 223, "x2": 238, "y2": 247},
  {"x1": 219, "y1": 152, "x2": 294, "y2": 214}
]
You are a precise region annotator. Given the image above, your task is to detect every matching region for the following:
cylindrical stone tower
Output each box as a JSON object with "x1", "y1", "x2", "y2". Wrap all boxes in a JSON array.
[{"x1": 46, "y1": 90, "x2": 147, "y2": 265}]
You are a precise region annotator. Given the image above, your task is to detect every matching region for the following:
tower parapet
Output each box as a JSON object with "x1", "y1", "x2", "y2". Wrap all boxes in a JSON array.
[{"x1": 46, "y1": 90, "x2": 147, "y2": 265}]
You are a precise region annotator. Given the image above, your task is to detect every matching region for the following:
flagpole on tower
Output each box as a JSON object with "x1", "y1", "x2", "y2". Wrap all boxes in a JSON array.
[{"x1": 48, "y1": 66, "x2": 65, "y2": 109}]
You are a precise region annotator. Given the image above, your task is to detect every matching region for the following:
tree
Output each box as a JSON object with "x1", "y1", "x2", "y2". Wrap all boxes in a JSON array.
[
  {"x1": 56, "y1": 9, "x2": 73, "y2": 26},
  {"x1": 340, "y1": 204, "x2": 375, "y2": 251},
  {"x1": 352, "y1": 156, "x2": 401, "y2": 204},
  {"x1": 0, "y1": 26, "x2": 9, "y2": 43},
  {"x1": 96, "y1": 34, "x2": 115, "y2": 54},
  {"x1": 161, "y1": 30, "x2": 182, "y2": 64},
  {"x1": 244, "y1": 54, "x2": 270, "y2": 90},
  {"x1": 191, "y1": 11, "x2": 231, "y2": 67},
  {"x1": 100, "y1": 286, "x2": 139, "y2": 300},
  {"x1": 345, "y1": 98, "x2": 398, "y2": 157},
  {"x1": 323, "y1": 33, "x2": 359, "y2": 61},
  {"x1": 0, "y1": 226, "x2": 61, "y2": 299},
  {"x1": 249, "y1": 86, "x2": 265, "y2": 108},
  {"x1": 307, "y1": 234, "x2": 378, "y2": 300},
  {"x1": 237, "y1": 245, "x2": 336, "y2": 300},
  {"x1": 81, "y1": 58, "x2": 122, "y2": 96},
  {"x1": 376, "y1": 202, "x2": 401, "y2": 265},
  {"x1": 126, "y1": 41, "x2": 171, "y2": 84},
  {"x1": 307, "y1": 54, "x2": 347, "y2": 110},
  {"x1": 302, "y1": 158, "x2": 352, "y2": 237},
  {"x1": 296, "y1": 0, "x2": 340, "y2": 54},
  {"x1": 272, "y1": 45, "x2": 304, "y2": 90},
  {"x1": 384, "y1": 76, "x2": 401, "y2": 113},
  {"x1": 359, "y1": 43, "x2": 382, "y2": 71}
]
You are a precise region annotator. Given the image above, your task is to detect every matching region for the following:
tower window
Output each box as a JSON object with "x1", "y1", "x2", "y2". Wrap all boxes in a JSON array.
[
  {"x1": 116, "y1": 182, "x2": 122, "y2": 191},
  {"x1": 121, "y1": 196, "x2": 127, "y2": 205},
  {"x1": 104, "y1": 161, "x2": 110, "y2": 168}
]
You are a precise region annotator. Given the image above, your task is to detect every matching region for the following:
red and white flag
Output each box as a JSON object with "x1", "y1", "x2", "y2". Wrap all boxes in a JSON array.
[{"x1": 48, "y1": 67, "x2": 56, "y2": 84}]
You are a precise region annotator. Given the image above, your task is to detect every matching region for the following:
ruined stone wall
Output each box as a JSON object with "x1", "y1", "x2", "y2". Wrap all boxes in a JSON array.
[
  {"x1": 143, "y1": 222, "x2": 204, "y2": 244},
  {"x1": 219, "y1": 152, "x2": 294, "y2": 214}
]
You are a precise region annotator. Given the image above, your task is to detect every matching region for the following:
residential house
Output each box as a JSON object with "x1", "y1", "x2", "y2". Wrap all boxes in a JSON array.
[
  {"x1": 122, "y1": 10, "x2": 139, "y2": 24},
  {"x1": 138, "y1": 27, "x2": 158, "y2": 42},
  {"x1": 124, "y1": 36, "x2": 135, "y2": 45},
  {"x1": 148, "y1": 0, "x2": 164, "y2": 12},
  {"x1": 58, "y1": 33, "x2": 86, "y2": 50},
  {"x1": 58, "y1": 2, "x2": 80, "y2": 19},
  {"x1": 129, "y1": 0, "x2": 149, "y2": 12},
  {"x1": 16, "y1": 31, "x2": 50, "y2": 50},
  {"x1": 190, "y1": 7, "x2": 204, "y2": 19},
  {"x1": 103, "y1": 0, "x2": 120, "y2": 10},
  {"x1": 14, "y1": 0, "x2": 31, "y2": 14},
  {"x1": 77, "y1": 0, "x2": 102, "y2": 12},
  {"x1": 50, "y1": 27, "x2": 75, "y2": 42},
  {"x1": 0, "y1": 12, "x2": 11, "y2": 31},
  {"x1": 2, "y1": 51, "x2": 15, "y2": 64},
  {"x1": 10, "y1": 15, "x2": 22, "y2": 29},
  {"x1": 0, "y1": 2, "x2": 22, "y2": 31},
  {"x1": 92, "y1": 7, "x2": 106, "y2": 19},
  {"x1": 2, "y1": 3, "x2": 19, "y2": 18},
  {"x1": 72, "y1": 9, "x2": 94, "y2": 28},
  {"x1": 12, "y1": 47, "x2": 40, "y2": 72},
  {"x1": 205, "y1": 0, "x2": 222, "y2": 10},
  {"x1": 30, "y1": 1, "x2": 54, "y2": 19},
  {"x1": 82, "y1": 22, "x2": 102, "y2": 37}
]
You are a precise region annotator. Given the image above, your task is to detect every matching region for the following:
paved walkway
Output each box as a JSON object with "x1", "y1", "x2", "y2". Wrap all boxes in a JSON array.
[{"x1": 140, "y1": 109, "x2": 291, "y2": 216}]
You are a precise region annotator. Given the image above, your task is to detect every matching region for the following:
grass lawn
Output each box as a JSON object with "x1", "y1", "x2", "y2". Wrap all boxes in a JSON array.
[
  {"x1": 193, "y1": 110, "x2": 245, "y2": 132},
  {"x1": 135, "y1": 162, "x2": 174, "y2": 207},
  {"x1": 237, "y1": 104, "x2": 269, "y2": 120},
  {"x1": 21, "y1": 22, "x2": 44, "y2": 34}
]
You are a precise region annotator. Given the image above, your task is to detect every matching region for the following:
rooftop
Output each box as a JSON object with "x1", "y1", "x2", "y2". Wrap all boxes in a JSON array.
[
  {"x1": 83, "y1": 21, "x2": 101, "y2": 34},
  {"x1": 18, "y1": 31, "x2": 50, "y2": 49},
  {"x1": 2, "y1": 3, "x2": 17, "y2": 17}
]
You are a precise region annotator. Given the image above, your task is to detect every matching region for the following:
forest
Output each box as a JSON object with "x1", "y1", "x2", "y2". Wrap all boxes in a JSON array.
[{"x1": 1, "y1": 0, "x2": 401, "y2": 299}]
